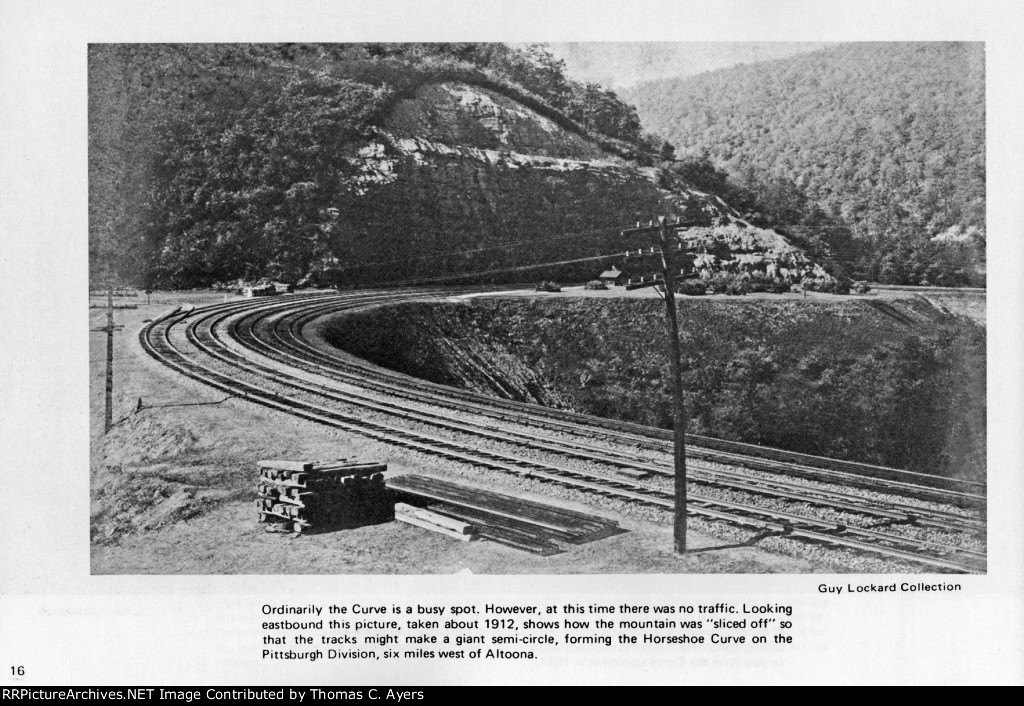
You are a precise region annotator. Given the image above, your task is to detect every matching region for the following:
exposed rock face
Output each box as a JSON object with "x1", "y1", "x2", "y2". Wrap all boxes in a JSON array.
[
  {"x1": 348, "y1": 134, "x2": 639, "y2": 195},
  {"x1": 681, "y1": 224, "x2": 830, "y2": 282},
  {"x1": 336, "y1": 81, "x2": 828, "y2": 286},
  {"x1": 385, "y1": 83, "x2": 613, "y2": 160}
]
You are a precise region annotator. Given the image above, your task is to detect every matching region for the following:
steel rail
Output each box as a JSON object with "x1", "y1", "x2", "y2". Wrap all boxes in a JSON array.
[
  {"x1": 276, "y1": 296, "x2": 986, "y2": 501},
  {"x1": 231, "y1": 300, "x2": 985, "y2": 536},
  {"x1": 242, "y1": 294, "x2": 986, "y2": 508},
  {"x1": 140, "y1": 296, "x2": 984, "y2": 573}
]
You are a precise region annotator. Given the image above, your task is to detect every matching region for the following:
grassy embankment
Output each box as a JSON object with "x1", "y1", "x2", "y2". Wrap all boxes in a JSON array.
[{"x1": 328, "y1": 294, "x2": 985, "y2": 482}]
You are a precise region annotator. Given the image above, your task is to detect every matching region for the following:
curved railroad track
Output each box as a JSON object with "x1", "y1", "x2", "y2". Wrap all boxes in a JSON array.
[{"x1": 139, "y1": 290, "x2": 986, "y2": 573}]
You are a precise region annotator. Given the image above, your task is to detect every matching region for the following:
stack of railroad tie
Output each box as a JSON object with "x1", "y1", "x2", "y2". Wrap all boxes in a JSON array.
[
  {"x1": 389, "y1": 474, "x2": 624, "y2": 556},
  {"x1": 256, "y1": 459, "x2": 390, "y2": 533}
]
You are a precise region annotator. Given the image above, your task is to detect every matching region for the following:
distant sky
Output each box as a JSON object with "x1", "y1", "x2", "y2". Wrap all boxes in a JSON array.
[{"x1": 541, "y1": 42, "x2": 832, "y2": 89}]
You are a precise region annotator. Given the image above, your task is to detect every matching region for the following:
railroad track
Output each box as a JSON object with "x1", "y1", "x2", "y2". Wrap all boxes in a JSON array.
[
  {"x1": 139, "y1": 290, "x2": 986, "y2": 573},
  {"x1": 245, "y1": 297, "x2": 983, "y2": 502},
  {"x1": 227, "y1": 301, "x2": 984, "y2": 535},
  {"x1": 238, "y1": 295, "x2": 985, "y2": 505}
]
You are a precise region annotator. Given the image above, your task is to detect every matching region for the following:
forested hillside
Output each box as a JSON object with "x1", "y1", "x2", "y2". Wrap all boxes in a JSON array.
[
  {"x1": 623, "y1": 43, "x2": 986, "y2": 286},
  {"x1": 90, "y1": 43, "x2": 670, "y2": 288}
]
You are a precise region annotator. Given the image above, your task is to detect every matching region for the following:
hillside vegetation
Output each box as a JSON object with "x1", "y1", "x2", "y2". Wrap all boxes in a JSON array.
[
  {"x1": 624, "y1": 43, "x2": 985, "y2": 286},
  {"x1": 92, "y1": 42, "x2": 982, "y2": 291},
  {"x1": 328, "y1": 297, "x2": 985, "y2": 482},
  {"x1": 90, "y1": 43, "x2": 669, "y2": 288}
]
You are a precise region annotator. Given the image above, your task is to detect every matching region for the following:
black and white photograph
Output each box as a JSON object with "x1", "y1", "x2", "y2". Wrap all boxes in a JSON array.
[
  {"x1": 3, "y1": 0, "x2": 1023, "y2": 686},
  {"x1": 87, "y1": 40, "x2": 987, "y2": 575}
]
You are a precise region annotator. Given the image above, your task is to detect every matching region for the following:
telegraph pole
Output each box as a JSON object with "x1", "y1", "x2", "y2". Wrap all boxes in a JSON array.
[
  {"x1": 105, "y1": 285, "x2": 114, "y2": 433},
  {"x1": 621, "y1": 215, "x2": 700, "y2": 553},
  {"x1": 92, "y1": 283, "x2": 123, "y2": 434},
  {"x1": 658, "y1": 217, "x2": 688, "y2": 553}
]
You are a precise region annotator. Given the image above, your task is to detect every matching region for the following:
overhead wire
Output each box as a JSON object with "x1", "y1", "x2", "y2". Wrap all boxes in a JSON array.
[
  {"x1": 338, "y1": 216, "x2": 889, "y2": 273},
  {"x1": 382, "y1": 252, "x2": 627, "y2": 287},
  {"x1": 330, "y1": 224, "x2": 622, "y2": 273},
  {"x1": 340, "y1": 217, "x2": 916, "y2": 288}
]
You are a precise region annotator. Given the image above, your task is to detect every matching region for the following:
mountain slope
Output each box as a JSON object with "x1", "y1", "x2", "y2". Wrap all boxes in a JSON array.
[
  {"x1": 623, "y1": 43, "x2": 985, "y2": 285},
  {"x1": 90, "y1": 43, "x2": 830, "y2": 289}
]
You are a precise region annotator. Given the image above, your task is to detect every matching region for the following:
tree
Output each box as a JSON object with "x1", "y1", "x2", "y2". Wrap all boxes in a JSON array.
[
  {"x1": 659, "y1": 140, "x2": 677, "y2": 163},
  {"x1": 145, "y1": 66, "x2": 390, "y2": 287}
]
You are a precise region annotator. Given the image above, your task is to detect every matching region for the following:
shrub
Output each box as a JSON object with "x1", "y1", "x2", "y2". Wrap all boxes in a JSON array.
[
  {"x1": 534, "y1": 281, "x2": 562, "y2": 292},
  {"x1": 802, "y1": 277, "x2": 829, "y2": 293},
  {"x1": 803, "y1": 276, "x2": 851, "y2": 295},
  {"x1": 706, "y1": 272, "x2": 729, "y2": 294},
  {"x1": 676, "y1": 279, "x2": 708, "y2": 296},
  {"x1": 725, "y1": 279, "x2": 749, "y2": 296},
  {"x1": 747, "y1": 272, "x2": 791, "y2": 294},
  {"x1": 707, "y1": 272, "x2": 748, "y2": 295}
]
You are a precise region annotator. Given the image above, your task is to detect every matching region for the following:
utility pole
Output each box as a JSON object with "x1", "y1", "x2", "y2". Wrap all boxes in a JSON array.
[
  {"x1": 92, "y1": 283, "x2": 123, "y2": 434},
  {"x1": 621, "y1": 215, "x2": 701, "y2": 553},
  {"x1": 105, "y1": 285, "x2": 114, "y2": 433},
  {"x1": 659, "y1": 217, "x2": 688, "y2": 554}
]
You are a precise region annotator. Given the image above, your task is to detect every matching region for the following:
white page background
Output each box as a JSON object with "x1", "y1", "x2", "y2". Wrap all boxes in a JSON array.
[{"x1": 1, "y1": 0, "x2": 1021, "y2": 685}]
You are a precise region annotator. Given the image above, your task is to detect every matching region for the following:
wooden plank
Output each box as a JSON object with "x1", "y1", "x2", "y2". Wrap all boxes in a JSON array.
[
  {"x1": 395, "y1": 512, "x2": 476, "y2": 542},
  {"x1": 258, "y1": 460, "x2": 314, "y2": 473},
  {"x1": 310, "y1": 458, "x2": 349, "y2": 468},
  {"x1": 398, "y1": 474, "x2": 619, "y2": 526},
  {"x1": 392, "y1": 483, "x2": 571, "y2": 534},
  {"x1": 557, "y1": 524, "x2": 627, "y2": 545},
  {"x1": 393, "y1": 475, "x2": 630, "y2": 531},
  {"x1": 395, "y1": 503, "x2": 475, "y2": 534},
  {"x1": 313, "y1": 469, "x2": 385, "y2": 480},
  {"x1": 257, "y1": 509, "x2": 310, "y2": 527},
  {"x1": 471, "y1": 526, "x2": 562, "y2": 556},
  {"x1": 402, "y1": 489, "x2": 607, "y2": 534},
  {"x1": 258, "y1": 492, "x2": 304, "y2": 508},
  {"x1": 427, "y1": 501, "x2": 624, "y2": 545},
  {"x1": 314, "y1": 463, "x2": 387, "y2": 476},
  {"x1": 426, "y1": 502, "x2": 578, "y2": 542},
  {"x1": 257, "y1": 476, "x2": 307, "y2": 489},
  {"x1": 391, "y1": 475, "x2": 619, "y2": 530},
  {"x1": 257, "y1": 482, "x2": 310, "y2": 497}
]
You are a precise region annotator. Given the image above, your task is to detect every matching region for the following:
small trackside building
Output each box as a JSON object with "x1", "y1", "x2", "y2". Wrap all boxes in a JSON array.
[{"x1": 599, "y1": 267, "x2": 627, "y2": 286}]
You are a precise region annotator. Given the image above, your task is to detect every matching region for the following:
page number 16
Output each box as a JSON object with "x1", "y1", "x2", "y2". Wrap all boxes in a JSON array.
[{"x1": 10, "y1": 666, "x2": 24, "y2": 676}]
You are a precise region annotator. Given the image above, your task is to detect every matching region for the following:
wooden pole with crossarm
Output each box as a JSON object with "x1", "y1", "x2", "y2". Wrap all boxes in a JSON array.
[
  {"x1": 92, "y1": 283, "x2": 124, "y2": 434},
  {"x1": 621, "y1": 215, "x2": 702, "y2": 553}
]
